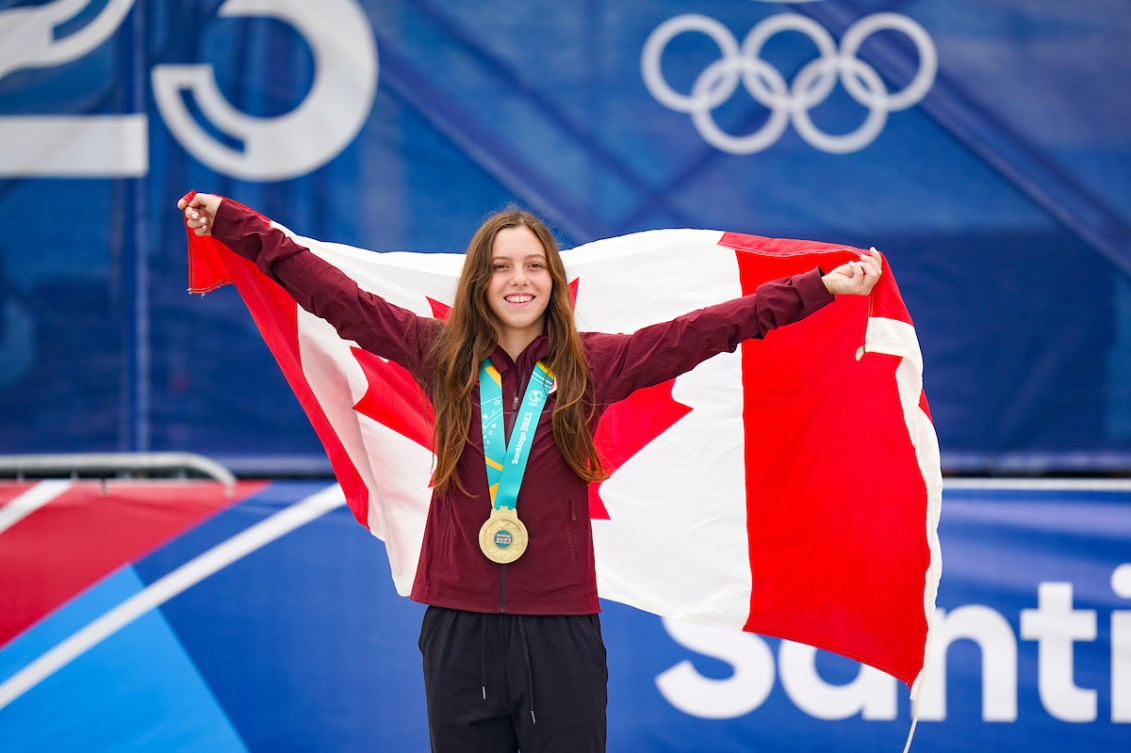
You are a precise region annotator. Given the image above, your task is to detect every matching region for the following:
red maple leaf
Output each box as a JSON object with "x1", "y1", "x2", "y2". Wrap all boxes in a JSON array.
[
  {"x1": 351, "y1": 296, "x2": 449, "y2": 448},
  {"x1": 588, "y1": 380, "x2": 692, "y2": 519},
  {"x1": 351, "y1": 348, "x2": 434, "y2": 450},
  {"x1": 426, "y1": 297, "x2": 451, "y2": 320}
]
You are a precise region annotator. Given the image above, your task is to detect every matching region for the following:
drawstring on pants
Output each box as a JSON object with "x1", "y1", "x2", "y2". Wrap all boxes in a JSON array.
[
  {"x1": 478, "y1": 613, "x2": 537, "y2": 725},
  {"x1": 480, "y1": 615, "x2": 488, "y2": 700},
  {"x1": 517, "y1": 616, "x2": 536, "y2": 724}
]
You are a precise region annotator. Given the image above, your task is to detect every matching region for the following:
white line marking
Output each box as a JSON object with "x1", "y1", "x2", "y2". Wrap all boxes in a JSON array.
[
  {"x1": 0, "y1": 483, "x2": 346, "y2": 710},
  {"x1": 0, "y1": 480, "x2": 72, "y2": 535}
]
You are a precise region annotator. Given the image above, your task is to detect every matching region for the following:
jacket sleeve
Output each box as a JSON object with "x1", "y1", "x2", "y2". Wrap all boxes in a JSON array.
[
  {"x1": 585, "y1": 269, "x2": 834, "y2": 405},
  {"x1": 211, "y1": 199, "x2": 438, "y2": 372}
]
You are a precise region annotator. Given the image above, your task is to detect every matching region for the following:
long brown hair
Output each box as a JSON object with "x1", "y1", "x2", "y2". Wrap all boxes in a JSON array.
[{"x1": 429, "y1": 209, "x2": 606, "y2": 496}]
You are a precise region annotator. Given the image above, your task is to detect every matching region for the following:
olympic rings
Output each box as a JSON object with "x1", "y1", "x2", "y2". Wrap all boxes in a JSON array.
[{"x1": 641, "y1": 12, "x2": 937, "y2": 154}]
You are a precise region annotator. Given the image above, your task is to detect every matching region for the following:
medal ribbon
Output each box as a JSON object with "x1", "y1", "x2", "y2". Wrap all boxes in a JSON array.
[{"x1": 480, "y1": 359, "x2": 554, "y2": 510}]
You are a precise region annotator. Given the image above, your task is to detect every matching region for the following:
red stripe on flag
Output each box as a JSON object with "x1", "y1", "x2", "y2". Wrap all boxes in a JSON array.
[
  {"x1": 720, "y1": 231, "x2": 859, "y2": 260},
  {"x1": 184, "y1": 192, "x2": 268, "y2": 294},
  {"x1": 869, "y1": 253, "x2": 913, "y2": 325},
  {"x1": 219, "y1": 252, "x2": 372, "y2": 527},
  {"x1": 733, "y1": 242, "x2": 930, "y2": 687}
]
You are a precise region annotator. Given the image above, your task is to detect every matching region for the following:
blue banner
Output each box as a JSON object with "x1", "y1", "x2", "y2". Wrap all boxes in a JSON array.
[
  {"x1": 1, "y1": 0, "x2": 1129, "y2": 471},
  {"x1": 1, "y1": 479, "x2": 1128, "y2": 751}
]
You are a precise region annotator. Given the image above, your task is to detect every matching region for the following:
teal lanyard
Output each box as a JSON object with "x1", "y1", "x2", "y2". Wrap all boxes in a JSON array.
[{"x1": 480, "y1": 359, "x2": 554, "y2": 510}]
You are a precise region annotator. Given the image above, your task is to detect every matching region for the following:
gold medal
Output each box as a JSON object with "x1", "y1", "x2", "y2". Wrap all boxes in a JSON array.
[{"x1": 479, "y1": 507, "x2": 529, "y2": 564}]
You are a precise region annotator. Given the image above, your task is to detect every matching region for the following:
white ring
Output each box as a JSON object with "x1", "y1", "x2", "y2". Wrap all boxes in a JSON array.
[
  {"x1": 641, "y1": 14, "x2": 742, "y2": 113},
  {"x1": 741, "y1": 13, "x2": 837, "y2": 111},
  {"x1": 839, "y1": 13, "x2": 937, "y2": 111},
  {"x1": 791, "y1": 55, "x2": 889, "y2": 153},
  {"x1": 689, "y1": 57, "x2": 792, "y2": 154}
]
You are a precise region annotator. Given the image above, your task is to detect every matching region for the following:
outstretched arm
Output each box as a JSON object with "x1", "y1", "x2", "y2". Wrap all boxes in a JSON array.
[
  {"x1": 586, "y1": 269, "x2": 835, "y2": 405},
  {"x1": 177, "y1": 192, "x2": 437, "y2": 372},
  {"x1": 587, "y1": 252, "x2": 884, "y2": 405}
]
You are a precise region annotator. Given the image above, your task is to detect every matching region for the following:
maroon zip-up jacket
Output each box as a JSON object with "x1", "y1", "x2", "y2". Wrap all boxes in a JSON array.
[{"x1": 212, "y1": 200, "x2": 834, "y2": 616}]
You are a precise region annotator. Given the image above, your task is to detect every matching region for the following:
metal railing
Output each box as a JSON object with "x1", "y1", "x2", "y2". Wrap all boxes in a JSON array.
[{"x1": 0, "y1": 452, "x2": 236, "y2": 495}]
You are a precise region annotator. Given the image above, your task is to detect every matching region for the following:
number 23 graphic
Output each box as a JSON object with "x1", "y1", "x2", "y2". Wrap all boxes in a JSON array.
[{"x1": 0, "y1": 0, "x2": 378, "y2": 180}]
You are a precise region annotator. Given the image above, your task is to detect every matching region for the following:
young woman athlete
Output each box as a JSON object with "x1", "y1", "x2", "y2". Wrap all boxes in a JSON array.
[{"x1": 179, "y1": 193, "x2": 881, "y2": 753}]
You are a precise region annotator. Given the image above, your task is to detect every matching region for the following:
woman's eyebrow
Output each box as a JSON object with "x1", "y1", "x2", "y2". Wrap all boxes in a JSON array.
[{"x1": 492, "y1": 254, "x2": 547, "y2": 262}]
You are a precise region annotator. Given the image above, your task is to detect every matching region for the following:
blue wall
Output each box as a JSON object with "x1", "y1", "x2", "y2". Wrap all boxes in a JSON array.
[{"x1": 1, "y1": 0, "x2": 1129, "y2": 470}]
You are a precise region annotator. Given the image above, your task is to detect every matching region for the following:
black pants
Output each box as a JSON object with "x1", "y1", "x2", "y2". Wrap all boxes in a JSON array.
[{"x1": 418, "y1": 606, "x2": 608, "y2": 753}]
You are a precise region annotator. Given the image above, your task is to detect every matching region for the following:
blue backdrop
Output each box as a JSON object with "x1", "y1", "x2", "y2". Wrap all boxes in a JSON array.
[{"x1": 1, "y1": 0, "x2": 1130, "y2": 473}]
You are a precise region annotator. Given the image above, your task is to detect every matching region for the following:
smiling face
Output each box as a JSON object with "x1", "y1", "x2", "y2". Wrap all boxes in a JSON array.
[{"x1": 485, "y1": 224, "x2": 553, "y2": 355}]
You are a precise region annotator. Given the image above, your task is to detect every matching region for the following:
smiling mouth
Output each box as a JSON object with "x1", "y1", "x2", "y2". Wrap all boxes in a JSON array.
[{"x1": 505, "y1": 294, "x2": 533, "y2": 304}]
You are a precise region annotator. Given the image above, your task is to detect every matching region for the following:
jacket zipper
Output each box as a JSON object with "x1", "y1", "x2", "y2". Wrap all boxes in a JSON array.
[
  {"x1": 499, "y1": 563, "x2": 507, "y2": 612},
  {"x1": 567, "y1": 496, "x2": 578, "y2": 573},
  {"x1": 508, "y1": 392, "x2": 520, "y2": 430}
]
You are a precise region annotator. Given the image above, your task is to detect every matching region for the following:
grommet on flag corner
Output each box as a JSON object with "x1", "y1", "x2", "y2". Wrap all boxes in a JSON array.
[{"x1": 856, "y1": 345, "x2": 867, "y2": 361}]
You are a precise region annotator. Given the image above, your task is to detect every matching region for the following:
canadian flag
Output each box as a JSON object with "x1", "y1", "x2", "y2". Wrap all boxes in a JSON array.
[{"x1": 187, "y1": 202, "x2": 941, "y2": 697}]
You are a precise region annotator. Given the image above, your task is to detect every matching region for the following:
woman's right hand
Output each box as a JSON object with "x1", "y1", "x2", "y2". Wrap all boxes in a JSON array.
[{"x1": 177, "y1": 193, "x2": 223, "y2": 236}]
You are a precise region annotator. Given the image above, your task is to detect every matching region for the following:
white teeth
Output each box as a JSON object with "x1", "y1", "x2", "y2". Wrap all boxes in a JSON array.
[{"x1": 506, "y1": 295, "x2": 532, "y2": 303}]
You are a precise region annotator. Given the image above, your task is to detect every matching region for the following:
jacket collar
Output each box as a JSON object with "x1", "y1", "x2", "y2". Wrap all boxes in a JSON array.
[{"x1": 488, "y1": 334, "x2": 550, "y2": 374}]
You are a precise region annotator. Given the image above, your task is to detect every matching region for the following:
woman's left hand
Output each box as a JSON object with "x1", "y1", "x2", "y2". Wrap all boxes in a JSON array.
[
  {"x1": 177, "y1": 193, "x2": 222, "y2": 237},
  {"x1": 822, "y1": 249, "x2": 882, "y2": 296}
]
